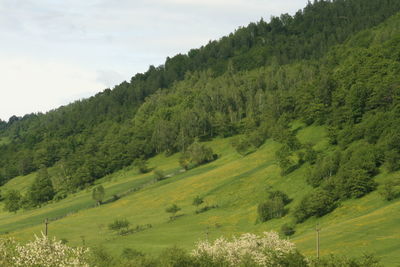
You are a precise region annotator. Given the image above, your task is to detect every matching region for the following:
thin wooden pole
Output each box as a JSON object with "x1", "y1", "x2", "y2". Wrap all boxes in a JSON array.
[
  {"x1": 316, "y1": 224, "x2": 320, "y2": 259},
  {"x1": 44, "y1": 218, "x2": 49, "y2": 236}
]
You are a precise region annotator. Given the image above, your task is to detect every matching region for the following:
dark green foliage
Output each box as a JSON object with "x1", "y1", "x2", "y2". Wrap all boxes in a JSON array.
[
  {"x1": 310, "y1": 253, "x2": 382, "y2": 267},
  {"x1": 294, "y1": 189, "x2": 336, "y2": 223},
  {"x1": 275, "y1": 145, "x2": 296, "y2": 176},
  {"x1": 89, "y1": 246, "x2": 118, "y2": 267},
  {"x1": 336, "y1": 169, "x2": 377, "y2": 199},
  {"x1": 276, "y1": 251, "x2": 309, "y2": 267},
  {"x1": 384, "y1": 150, "x2": 400, "y2": 172},
  {"x1": 86, "y1": 244, "x2": 379, "y2": 267},
  {"x1": 192, "y1": 196, "x2": 204, "y2": 207},
  {"x1": 179, "y1": 142, "x2": 215, "y2": 170},
  {"x1": 108, "y1": 219, "x2": 131, "y2": 235},
  {"x1": 231, "y1": 131, "x2": 266, "y2": 156},
  {"x1": 158, "y1": 247, "x2": 194, "y2": 267},
  {"x1": 281, "y1": 223, "x2": 296, "y2": 237},
  {"x1": 379, "y1": 178, "x2": 400, "y2": 201},
  {"x1": 195, "y1": 205, "x2": 218, "y2": 214},
  {"x1": 268, "y1": 190, "x2": 292, "y2": 205},
  {"x1": 258, "y1": 190, "x2": 290, "y2": 222},
  {"x1": 92, "y1": 185, "x2": 105, "y2": 206},
  {"x1": 121, "y1": 248, "x2": 145, "y2": 260},
  {"x1": 154, "y1": 169, "x2": 166, "y2": 181},
  {"x1": 27, "y1": 166, "x2": 55, "y2": 207},
  {"x1": 0, "y1": 0, "x2": 398, "y2": 188},
  {"x1": 308, "y1": 152, "x2": 341, "y2": 187},
  {"x1": 304, "y1": 144, "x2": 318, "y2": 164},
  {"x1": 135, "y1": 158, "x2": 149, "y2": 174},
  {"x1": 231, "y1": 136, "x2": 253, "y2": 156},
  {"x1": 166, "y1": 204, "x2": 181, "y2": 220},
  {"x1": 0, "y1": 0, "x2": 398, "y2": 225},
  {"x1": 333, "y1": 143, "x2": 380, "y2": 199},
  {"x1": 3, "y1": 189, "x2": 21, "y2": 213},
  {"x1": 258, "y1": 199, "x2": 285, "y2": 222}
]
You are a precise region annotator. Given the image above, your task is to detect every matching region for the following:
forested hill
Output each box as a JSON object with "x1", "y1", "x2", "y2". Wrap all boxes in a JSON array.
[{"x1": 1, "y1": 0, "x2": 400, "y2": 196}]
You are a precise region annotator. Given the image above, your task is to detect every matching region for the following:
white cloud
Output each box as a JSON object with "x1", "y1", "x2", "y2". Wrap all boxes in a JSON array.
[
  {"x1": 0, "y1": 0, "x2": 308, "y2": 121},
  {"x1": 0, "y1": 55, "x2": 106, "y2": 120}
]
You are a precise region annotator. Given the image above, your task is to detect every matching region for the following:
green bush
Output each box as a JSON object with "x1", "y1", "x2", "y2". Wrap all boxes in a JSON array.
[
  {"x1": 294, "y1": 189, "x2": 336, "y2": 223},
  {"x1": 384, "y1": 150, "x2": 400, "y2": 172},
  {"x1": 179, "y1": 142, "x2": 216, "y2": 169},
  {"x1": 309, "y1": 253, "x2": 382, "y2": 267},
  {"x1": 166, "y1": 204, "x2": 181, "y2": 220},
  {"x1": 281, "y1": 223, "x2": 296, "y2": 236},
  {"x1": 3, "y1": 189, "x2": 21, "y2": 213},
  {"x1": 192, "y1": 196, "x2": 204, "y2": 207},
  {"x1": 379, "y1": 178, "x2": 400, "y2": 201},
  {"x1": 154, "y1": 169, "x2": 166, "y2": 181},
  {"x1": 195, "y1": 205, "x2": 218, "y2": 214},
  {"x1": 258, "y1": 190, "x2": 291, "y2": 222},
  {"x1": 134, "y1": 158, "x2": 149, "y2": 174},
  {"x1": 108, "y1": 219, "x2": 131, "y2": 235}
]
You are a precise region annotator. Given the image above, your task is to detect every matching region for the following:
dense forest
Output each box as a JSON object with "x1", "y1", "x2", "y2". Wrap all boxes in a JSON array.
[{"x1": 0, "y1": 0, "x2": 400, "y2": 217}]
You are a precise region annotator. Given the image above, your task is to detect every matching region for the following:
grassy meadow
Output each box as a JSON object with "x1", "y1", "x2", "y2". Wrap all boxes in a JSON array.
[{"x1": 0, "y1": 125, "x2": 399, "y2": 266}]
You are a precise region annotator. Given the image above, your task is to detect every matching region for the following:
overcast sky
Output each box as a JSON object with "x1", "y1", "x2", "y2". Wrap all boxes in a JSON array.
[{"x1": 0, "y1": 0, "x2": 307, "y2": 121}]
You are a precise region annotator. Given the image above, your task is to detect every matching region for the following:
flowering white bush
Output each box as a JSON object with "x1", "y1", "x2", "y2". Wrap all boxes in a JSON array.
[
  {"x1": 0, "y1": 233, "x2": 90, "y2": 267},
  {"x1": 192, "y1": 231, "x2": 296, "y2": 266},
  {"x1": 0, "y1": 237, "x2": 18, "y2": 266}
]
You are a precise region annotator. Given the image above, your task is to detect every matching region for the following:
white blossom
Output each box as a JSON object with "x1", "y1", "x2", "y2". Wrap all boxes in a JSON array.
[
  {"x1": 192, "y1": 231, "x2": 296, "y2": 266},
  {"x1": 0, "y1": 233, "x2": 90, "y2": 267}
]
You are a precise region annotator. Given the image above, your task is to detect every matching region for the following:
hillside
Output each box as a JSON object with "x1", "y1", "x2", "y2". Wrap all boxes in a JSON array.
[
  {"x1": 0, "y1": 126, "x2": 399, "y2": 266},
  {"x1": 1, "y1": 0, "x2": 400, "y2": 189},
  {"x1": 1, "y1": 0, "x2": 400, "y2": 266}
]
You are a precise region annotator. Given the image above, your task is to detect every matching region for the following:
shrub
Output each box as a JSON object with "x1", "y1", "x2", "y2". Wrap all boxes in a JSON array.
[
  {"x1": 192, "y1": 196, "x2": 204, "y2": 207},
  {"x1": 179, "y1": 142, "x2": 216, "y2": 170},
  {"x1": 307, "y1": 152, "x2": 340, "y2": 187},
  {"x1": 281, "y1": 223, "x2": 295, "y2": 236},
  {"x1": 108, "y1": 219, "x2": 131, "y2": 235},
  {"x1": 384, "y1": 150, "x2": 400, "y2": 172},
  {"x1": 88, "y1": 246, "x2": 116, "y2": 267},
  {"x1": 166, "y1": 204, "x2": 181, "y2": 220},
  {"x1": 135, "y1": 158, "x2": 149, "y2": 174},
  {"x1": 27, "y1": 166, "x2": 55, "y2": 207},
  {"x1": 191, "y1": 231, "x2": 299, "y2": 267},
  {"x1": 268, "y1": 190, "x2": 291, "y2": 205},
  {"x1": 92, "y1": 185, "x2": 105, "y2": 206},
  {"x1": 158, "y1": 246, "x2": 194, "y2": 267},
  {"x1": 258, "y1": 199, "x2": 286, "y2": 222},
  {"x1": 275, "y1": 145, "x2": 296, "y2": 175},
  {"x1": 121, "y1": 248, "x2": 144, "y2": 259},
  {"x1": 336, "y1": 169, "x2": 377, "y2": 199},
  {"x1": 309, "y1": 253, "x2": 382, "y2": 267},
  {"x1": 0, "y1": 234, "x2": 89, "y2": 267},
  {"x1": 294, "y1": 189, "x2": 336, "y2": 223},
  {"x1": 258, "y1": 190, "x2": 290, "y2": 222},
  {"x1": 3, "y1": 189, "x2": 21, "y2": 213},
  {"x1": 379, "y1": 178, "x2": 400, "y2": 201},
  {"x1": 154, "y1": 169, "x2": 166, "y2": 181},
  {"x1": 195, "y1": 205, "x2": 218, "y2": 214},
  {"x1": 304, "y1": 144, "x2": 318, "y2": 164},
  {"x1": 231, "y1": 135, "x2": 253, "y2": 156}
]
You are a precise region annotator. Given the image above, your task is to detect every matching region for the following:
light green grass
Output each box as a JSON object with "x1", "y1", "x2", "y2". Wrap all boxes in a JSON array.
[{"x1": 0, "y1": 128, "x2": 399, "y2": 266}]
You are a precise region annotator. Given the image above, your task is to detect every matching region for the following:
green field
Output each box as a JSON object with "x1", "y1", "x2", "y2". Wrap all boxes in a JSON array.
[{"x1": 0, "y1": 125, "x2": 399, "y2": 266}]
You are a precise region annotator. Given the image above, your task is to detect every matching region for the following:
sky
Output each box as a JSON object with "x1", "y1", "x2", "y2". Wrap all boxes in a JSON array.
[{"x1": 0, "y1": 0, "x2": 308, "y2": 121}]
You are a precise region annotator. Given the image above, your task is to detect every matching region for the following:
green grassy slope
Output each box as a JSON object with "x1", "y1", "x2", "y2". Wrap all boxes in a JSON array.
[{"x1": 0, "y1": 125, "x2": 399, "y2": 266}]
